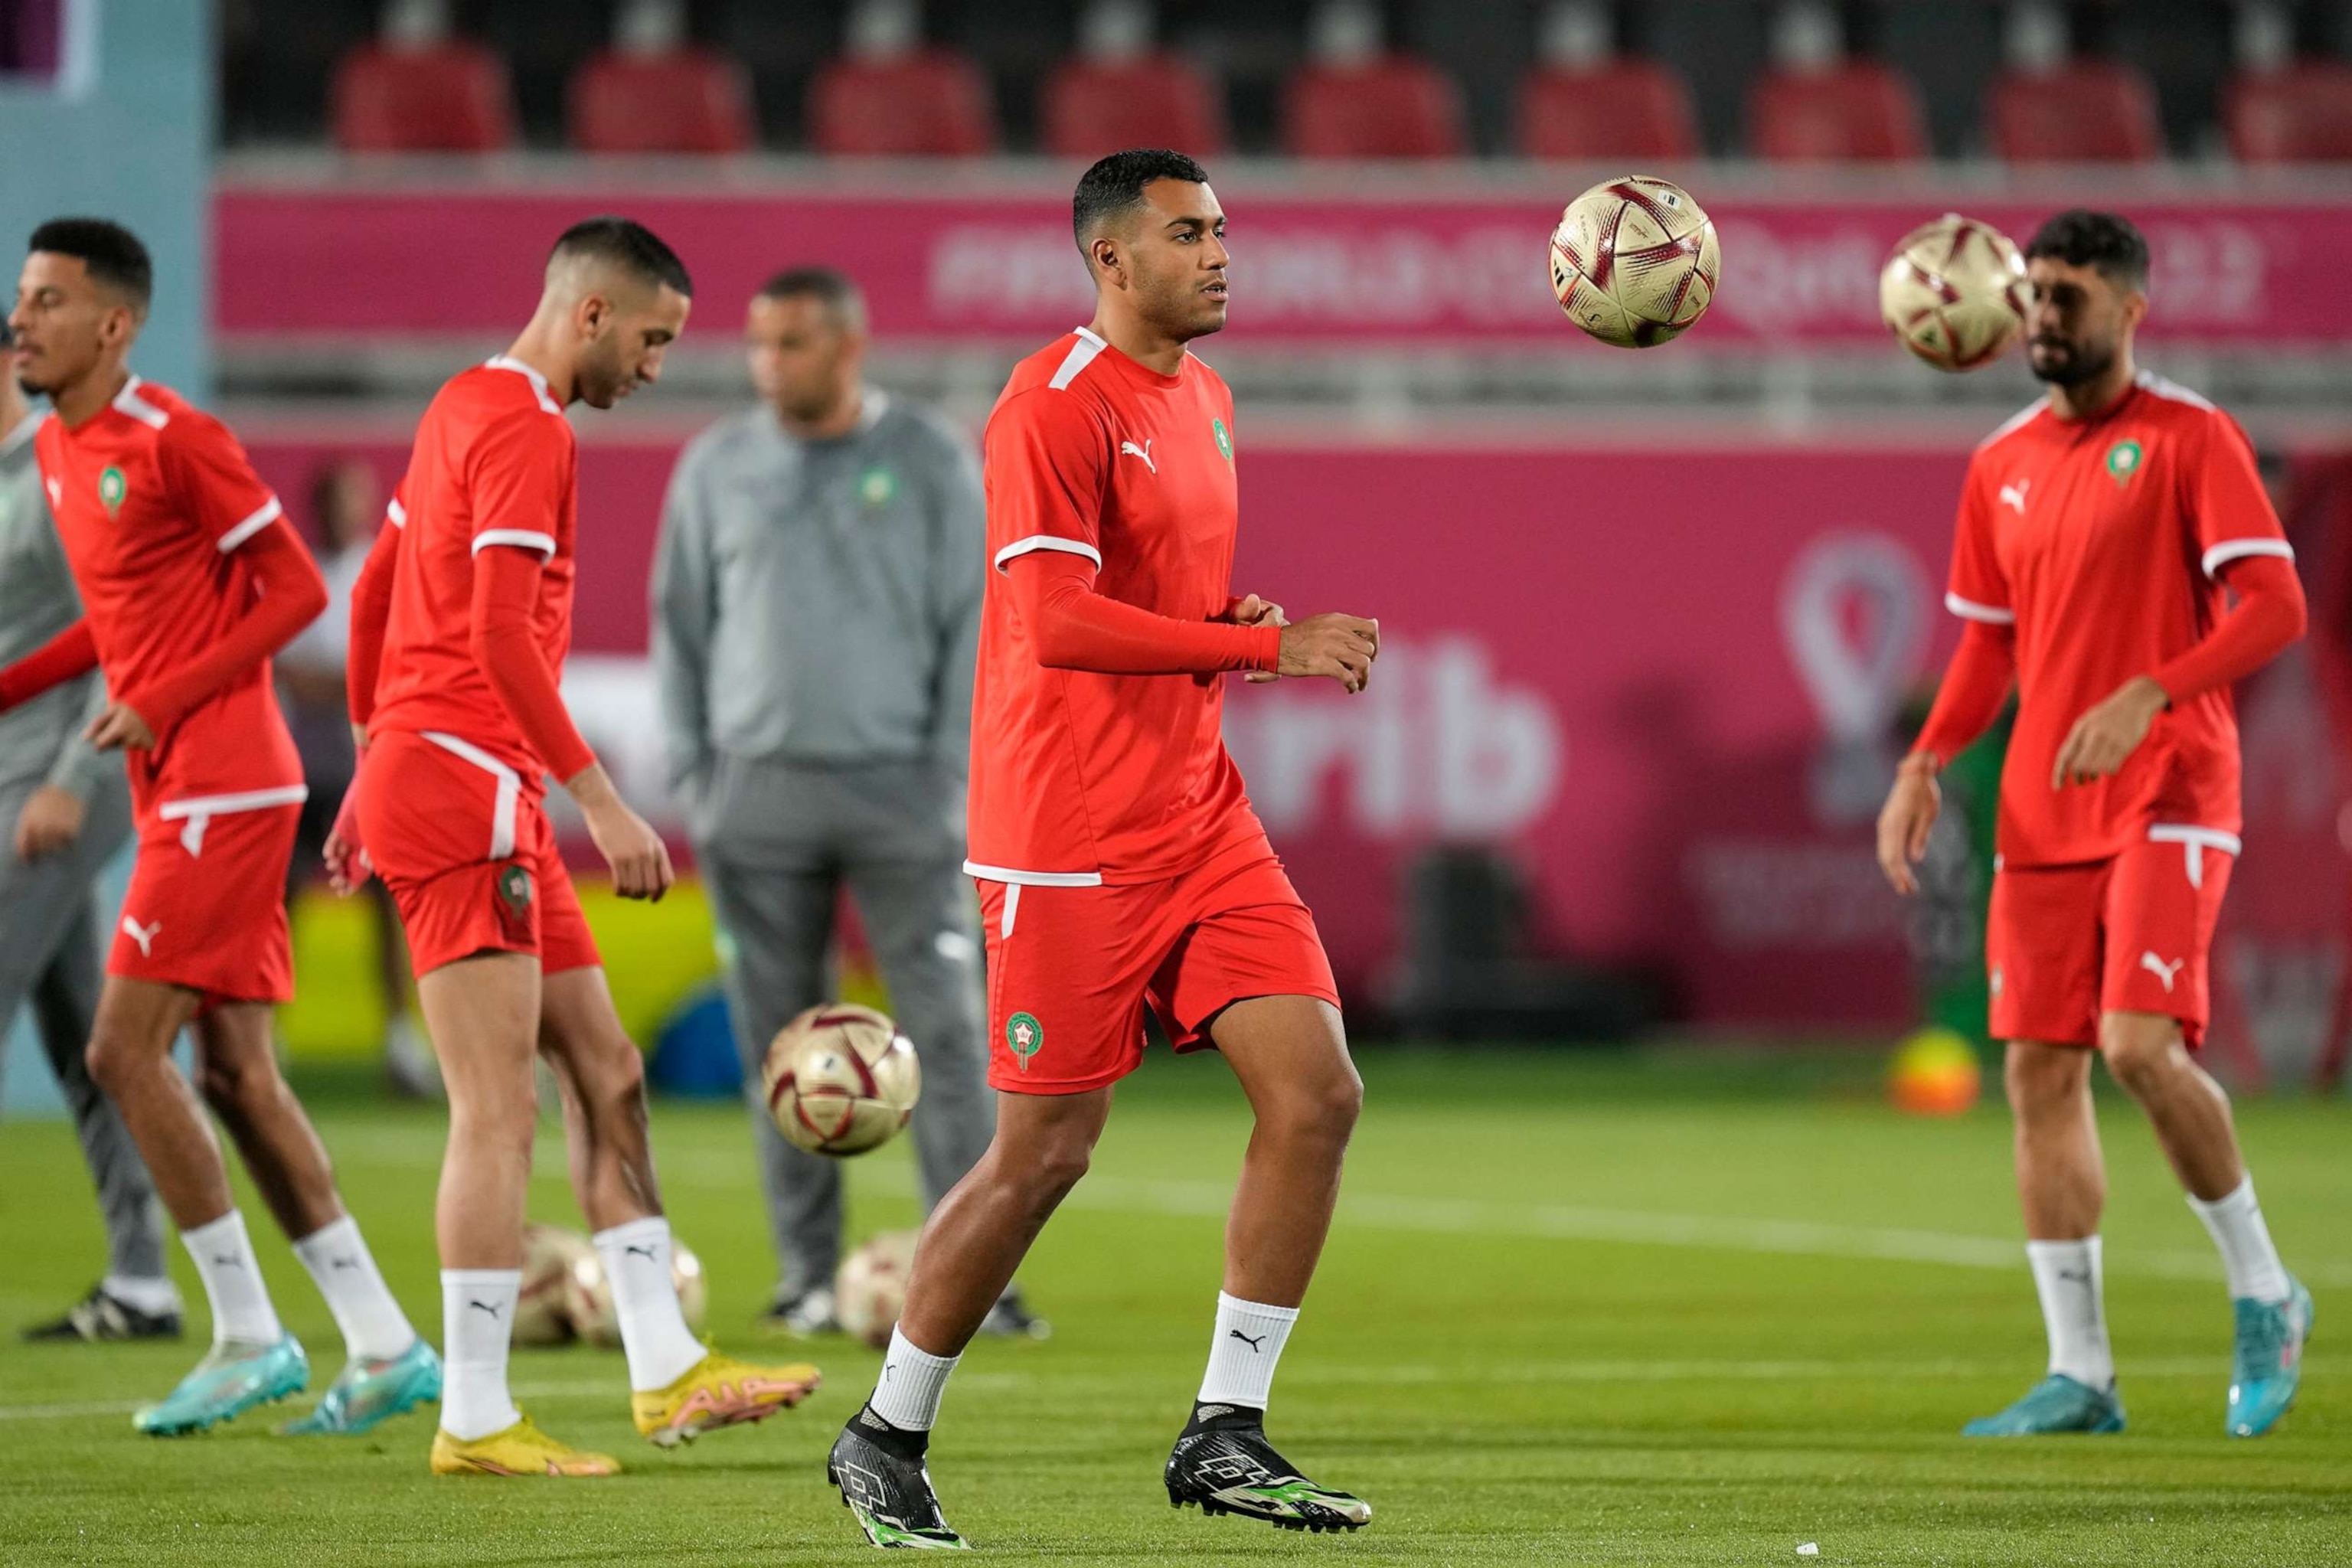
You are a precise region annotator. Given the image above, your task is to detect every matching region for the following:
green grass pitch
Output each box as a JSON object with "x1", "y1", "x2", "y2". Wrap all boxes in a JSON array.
[{"x1": 1, "y1": 1049, "x2": 2345, "y2": 1565}]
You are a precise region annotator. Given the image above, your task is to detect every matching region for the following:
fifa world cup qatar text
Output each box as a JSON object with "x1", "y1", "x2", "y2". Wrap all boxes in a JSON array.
[
  {"x1": 1876, "y1": 210, "x2": 2313, "y2": 1442},
  {"x1": 332, "y1": 216, "x2": 820, "y2": 1478},
  {"x1": 0, "y1": 218, "x2": 435, "y2": 1438},
  {"x1": 825, "y1": 149, "x2": 1379, "y2": 1550}
]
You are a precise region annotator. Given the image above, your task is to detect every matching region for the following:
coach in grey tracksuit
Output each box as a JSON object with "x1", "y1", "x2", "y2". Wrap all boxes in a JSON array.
[
  {"x1": 0, "y1": 368, "x2": 172, "y2": 1340},
  {"x1": 654, "y1": 268, "x2": 1001, "y2": 1325}
]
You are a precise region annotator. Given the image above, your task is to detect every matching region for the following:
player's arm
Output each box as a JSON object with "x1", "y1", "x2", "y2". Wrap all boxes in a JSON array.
[
  {"x1": 325, "y1": 486, "x2": 405, "y2": 895},
  {"x1": 2052, "y1": 417, "x2": 2307, "y2": 789},
  {"x1": 0, "y1": 619, "x2": 110, "y2": 861},
  {"x1": 469, "y1": 411, "x2": 671, "y2": 901},
  {"x1": 0, "y1": 618, "x2": 99, "y2": 710},
  {"x1": 648, "y1": 439, "x2": 717, "y2": 799}
]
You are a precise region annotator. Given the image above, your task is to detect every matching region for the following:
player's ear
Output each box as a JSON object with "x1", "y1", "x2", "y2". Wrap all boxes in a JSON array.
[
  {"x1": 1089, "y1": 235, "x2": 1125, "y2": 288},
  {"x1": 576, "y1": 292, "x2": 610, "y2": 340}
]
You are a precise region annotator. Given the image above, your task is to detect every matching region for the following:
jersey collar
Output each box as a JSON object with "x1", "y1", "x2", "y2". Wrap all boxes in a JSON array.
[{"x1": 485, "y1": 354, "x2": 565, "y2": 416}]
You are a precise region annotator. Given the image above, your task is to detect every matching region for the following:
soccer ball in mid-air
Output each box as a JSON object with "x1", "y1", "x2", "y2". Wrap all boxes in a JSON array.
[
  {"x1": 1879, "y1": 214, "x2": 2030, "y2": 371},
  {"x1": 1549, "y1": 175, "x2": 1721, "y2": 348},
  {"x1": 573, "y1": 1237, "x2": 710, "y2": 1348},
  {"x1": 514, "y1": 1223, "x2": 596, "y2": 1346},
  {"x1": 762, "y1": 1002, "x2": 922, "y2": 1158},
  {"x1": 835, "y1": 1230, "x2": 920, "y2": 1351}
]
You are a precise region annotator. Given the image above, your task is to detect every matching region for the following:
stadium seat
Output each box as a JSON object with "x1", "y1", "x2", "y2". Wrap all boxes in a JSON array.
[
  {"x1": 1746, "y1": 60, "x2": 1927, "y2": 162},
  {"x1": 1282, "y1": 53, "x2": 1468, "y2": 159},
  {"x1": 1042, "y1": 53, "x2": 1227, "y2": 158},
  {"x1": 568, "y1": 48, "x2": 756, "y2": 154},
  {"x1": 808, "y1": 48, "x2": 997, "y2": 156},
  {"x1": 1986, "y1": 60, "x2": 2161, "y2": 162},
  {"x1": 2226, "y1": 60, "x2": 2352, "y2": 163},
  {"x1": 1516, "y1": 58, "x2": 1699, "y2": 161},
  {"x1": 331, "y1": 41, "x2": 517, "y2": 154}
]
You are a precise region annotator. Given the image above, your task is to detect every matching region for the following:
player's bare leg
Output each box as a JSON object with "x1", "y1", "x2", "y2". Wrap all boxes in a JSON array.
[
  {"x1": 2100, "y1": 1011, "x2": 2308, "y2": 1436},
  {"x1": 537, "y1": 965, "x2": 818, "y2": 1447},
  {"x1": 1165, "y1": 995, "x2": 1369, "y2": 1533},
  {"x1": 83, "y1": 978, "x2": 228, "y2": 1225}
]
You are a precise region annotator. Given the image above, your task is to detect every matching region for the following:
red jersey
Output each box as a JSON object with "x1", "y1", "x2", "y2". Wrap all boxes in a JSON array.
[
  {"x1": 34, "y1": 375, "x2": 303, "y2": 812},
  {"x1": 966, "y1": 328, "x2": 1261, "y2": 884},
  {"x1": 1948, "y1": 371, "x2": 2292, "y2": 867},
  {"x1": 369, "y1": 357, "x2": 578, "y2": 784}
]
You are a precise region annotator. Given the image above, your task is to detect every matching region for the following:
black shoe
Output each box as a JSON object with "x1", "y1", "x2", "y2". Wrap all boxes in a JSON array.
[
  {"x1": 975, "y1": 1286, "x2": 1050, "y2": 1341},
  {"x1": 22, "y1": 1285, "x2": 184, "y2": 1344},
  {"x1": 1165, "y1": 1403, "x2": 1370, "y2": 1534},
  {"x1": 759, "y1": 1285, "x2": 841, "y2": 1338},
  {"x1": 828, "y1": 1406, "x2": 969, "y2": 1550}
]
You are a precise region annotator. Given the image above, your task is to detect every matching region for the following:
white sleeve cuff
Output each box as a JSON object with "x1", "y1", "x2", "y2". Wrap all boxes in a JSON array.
[
  {"x1": 215, "y1": 496, "x2": 283, "y2": 553},
  {"x1": 1945, "y1": 592, "x2": 2017, "y2": 625},
  {"x1": 993, "y1": 535, "x2": 1103, "y2": 573},
  {"x1": 472, "y1": 529, "x2": 557, "y2": 559},
  {"x1": 2200, "y1": 538, "x2": 2295, "y2": 580}
]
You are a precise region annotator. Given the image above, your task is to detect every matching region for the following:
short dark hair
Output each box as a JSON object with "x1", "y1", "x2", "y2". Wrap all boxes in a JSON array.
[
  {"x1": 550, "y1": 215, "x2": 692, "y2": 296},
  {"x1": 1072, "y1": 149, "x2": 1211, "y2": 256},
  {"x1": 756, "y1": 266, "x2": 867, "y2": 332},
  {"x1": 28, "y1": 217, "x2": 153, "y2": 313},
  {"x1": 2024, "y1": 210, "x2": 2150, "y2": 294}
]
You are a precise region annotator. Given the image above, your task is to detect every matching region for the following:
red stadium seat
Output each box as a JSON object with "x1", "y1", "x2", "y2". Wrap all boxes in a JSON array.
[
  {"x1": 1746, "y1": 60, "x2": 1927, "y2": 162},
  {"x1": 1282, "y1": 54, "x2": 1467, "y2": 159},
  {"x1": 568, "y1": 49, "x2": 756, "y2": 154},
  {"x1": 1043, "y1": 54, "x2": 1227, "y2": 158},
  {"x1": 2226, "y1": 60, "x2": 2352, "y2": 163},
  {"x1": 808, "y1": 49, "x2": 997, "y2": 156},
  {"x1": 1517, "y1": 58, "x2": 1699, "y2": 161},
  {"x1": 331, "y1": 41, "x2": 516, "y2": 154},
  {"x1": 1987, "y1": 60, "x2": 2161, "y2": 163}
]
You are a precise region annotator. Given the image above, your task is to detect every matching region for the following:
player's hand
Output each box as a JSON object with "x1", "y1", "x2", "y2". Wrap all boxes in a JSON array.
[
  {"x1": 12, "y1": 784, "x2": 85, "y2": 861},
  {"x1": 323, "y1": 781, "x2": 372, "y2": 896},
  {"x1": 572, "y1": 765, "x2": 675, "y2": 902},
  {"x1": 1875, "y1": 756, "x2": 1942, "y2": 897},
  {"x1": 83, "y1": 701, "x2": 155, "y2": 751},
  {"x1": 1223, "y1": 594, "x2": 1290, "y2": 683},
  {"x1": 2051, "y1": 675, "x2": 2168, "y2": 790},
  {"x1": 1276, "y1": 614, "x2": 1380, "y2": 694}
]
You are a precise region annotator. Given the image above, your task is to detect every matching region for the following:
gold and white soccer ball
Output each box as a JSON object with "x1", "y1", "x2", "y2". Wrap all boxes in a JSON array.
[
  {"x1": 835, "y1": 1229, "x2": 920, "y2": 1351},
  {"x1": 762, "y1": 1002, "x2": 922, "y2": 1158},
  {"x1": 573, "y1": 1237, "x2": 710, "y2": 1348},
  {"x1": 1879, "y1": 214, "x2": 2030, "y2": 371},
  {"x1": 514, "y1": 1223, "x2": 595, "y2": 1346},
  {"x1": 1549, "y1": 175, "x2": 1721, "y2": 348}
]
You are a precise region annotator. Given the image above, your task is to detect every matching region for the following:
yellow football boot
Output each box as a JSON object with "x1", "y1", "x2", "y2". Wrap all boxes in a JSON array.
[
  {"x1": 430, "y1": 1412, "x2": 622, "y2": 1477},
  {"x1": 632, "y1": 1348, "x2": 821, "y2": 1448}
]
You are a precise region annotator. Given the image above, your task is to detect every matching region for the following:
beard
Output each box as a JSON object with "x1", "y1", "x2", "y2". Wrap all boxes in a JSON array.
[{"x1": 2029, "y1": 336, "x2": 2115, "y2": 387}]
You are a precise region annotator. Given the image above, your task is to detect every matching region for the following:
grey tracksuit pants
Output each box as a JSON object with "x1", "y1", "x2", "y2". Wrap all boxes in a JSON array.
[{"x1": 694, "y1": 755, "x2": 994, "y2": 1298}]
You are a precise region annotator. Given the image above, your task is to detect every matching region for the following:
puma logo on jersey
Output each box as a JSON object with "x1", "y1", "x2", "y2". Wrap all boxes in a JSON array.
[
  {"x1": 1999, "y1": 479, "x2": 2030, "y2": 514},
  {"x1": 120, "y1": 916, "x2": 162, "y2": 957},
  {"x1": 1119, "y1": 439, "x2": 1157, "y2": 475},
  {"x1": 2140, "y1": 952, "x2": 2184, "y2": 992}
]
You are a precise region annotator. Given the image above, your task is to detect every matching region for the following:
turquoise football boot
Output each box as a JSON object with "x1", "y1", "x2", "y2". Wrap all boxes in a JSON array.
[
  {"x1": 134, "y1": 1336, "x2": 309, "y2": 1436},
  {"x1": 2227, "y1": 1276, "x2": 2313, "y2": 1439},
  {"x1": 279, "y1": 1338, "x2": 443, "y2": 1436},
  {"x1": 1962, "y1": 1373, "x2": 2125, "y2": 1436}
]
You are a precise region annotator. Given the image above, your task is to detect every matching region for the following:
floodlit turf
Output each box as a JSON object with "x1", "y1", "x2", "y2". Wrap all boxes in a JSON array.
[{"x1": 2, "y1": 1048, "x2": 2346, "y2": 1566}]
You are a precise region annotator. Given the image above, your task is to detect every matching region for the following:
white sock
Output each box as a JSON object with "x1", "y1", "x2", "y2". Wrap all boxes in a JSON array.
[
  {"x1": 1196, "y1": 1292, "x2": 1300, "y2": 1412},
  {"x1": 591, "y1": 1217, "x2": 705, "y2": 1392},
  {"x1": 439, "y1": 1269, "x2": 522, "y2": 1441},
  {"x1": 869, "y1": 1325, "x2": 960, "y2": 1432},
  {"x1": 2026, "y1": 1238, "x2": 2115, "y2": 1390},
  {"x1": 292, "y1": 1216, "x2": 417, "y2": 1361},
  {"x1": 181, "y1": 1210, "x2": 283, "y2": 1346},
  {"x1": 102, "y1": 1273, "x2": 182, "y2": 1317},
  {"x1": 2187, "y1": 1176, "x2": 2292, "y2": 1304}
]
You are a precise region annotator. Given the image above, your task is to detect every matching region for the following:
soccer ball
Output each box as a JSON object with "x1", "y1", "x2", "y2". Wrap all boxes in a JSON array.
[
  {"x1": 514, "y1": 1223, "x2": 595, "y2": 1346},
  {"x1": 573, "y1": 1237, "x2": 710, "y2": 1348},
  {"x1": 835, "y1": 1230, "x2": 920, "y2": 1351},
  {"x1": 1887, "y1": 1027, "x2": 1984, "y2": 1116},
  {"x1": 762, "y1": 1002, "x2": 922, "y2": 1158},
  {"x1": 1548, "y1": 175, "x2": 1721, "y2": 348},
  {"x1": 1879, "y1": 214, "x2": 2030, "y2": 372}
]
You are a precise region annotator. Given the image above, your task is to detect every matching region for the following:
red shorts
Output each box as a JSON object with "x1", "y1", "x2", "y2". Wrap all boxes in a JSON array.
[
  {"x1": 975, "y1": 835, "x2": 1341, "y2": 1096},
  {"x1": 1987, "y1": 828, "x2": 2236, "y2": 1050},
  {"x1": 355, "y1": 730, "x2": 600, "y2": 978},
  {"x1": 113, "y1": 792, "x2": 303, "y2": 1004}
]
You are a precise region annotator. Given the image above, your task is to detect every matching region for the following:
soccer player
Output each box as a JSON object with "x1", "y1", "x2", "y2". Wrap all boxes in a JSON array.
[
  {"x1": 1877, "y1": 211, "x2": 2313, "y2": 1439},
  {"x1": 826, "y1": 149, "x2": 1381, "y2": 1549},
  {"x1": 2, "y1": 218, "x2": 438, "y2": 1435},
  {"x1": 334, "y1": 217, "x2": 820, "y2": 1478}
]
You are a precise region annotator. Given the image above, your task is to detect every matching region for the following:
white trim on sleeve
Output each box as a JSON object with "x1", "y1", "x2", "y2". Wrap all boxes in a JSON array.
[
  {"x1": 992, "y1": 535, "x2": 1102, "y2": 573},
  {"x1": 2200, "y1": 538, "x2": 2295, "y2": 580},
  {"x1": 1047, "y1": 328, "x2": 1109, "y2": 390},
  {"x1": 1944, "y1": 592, "x2": 2017, "y2": 625},
  {"x1": 387, "y1": 497, "x2": 407, "y2": 528},
  {"x1": 472, "y1": 529, "x2": 557, "y2": 559},
  {"x1": 964, "y1": 861, "x2": 1104, "y2": 888},
  {"x1": 216, "y1": 495, "x2": 283, "y2": 552},
  {"x1": 422, "y1": 730, "x2": 523, "y2": 860}
]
